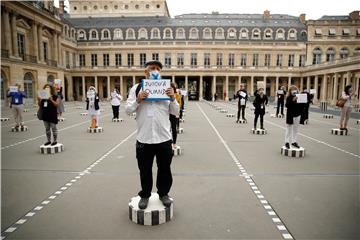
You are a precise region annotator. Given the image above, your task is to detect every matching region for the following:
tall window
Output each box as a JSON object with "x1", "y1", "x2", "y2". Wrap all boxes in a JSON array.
[
  {"x1": 228, "y1": 53, "x2": 235, "y2": 68},
  {"x1": 164, "y1": 53, "x2": 171, "y2": 67},
  {"x1": 72, "y1": 53, "x2": 76, "y2": 67},
  {"x1": 240, "y1": 54, "x2": 247, "y2": 66},
  {"x1": 91, "y1": 54, "x2": 97, "y2": 67},
  {"x1": 127, "y1": 53, "x2": 134, "y2": 67},
  {"x1": 204, "y1": 53, "x2": 210, "y2": 68},
  {"x1": 191, "y1": 53, "x2": 197, "y2": 68},
  {"x1": 23, "y1": 73, "x2": 34, "y2": 99},
  {"x1": 140, "y1": 53, "x2": 147, "y2": 67},
  {"x1": 152, "y1": 53, "x2": 159, "y2": 61},
  {"x1": 115, "y1": 53, "x2": 122, "y2": 66},
  {"x1": 43, "y1": 42, "x2": 48, "y2": 61},
  {"x1": 276, "y1": 54, "x2": 283, "y2": 67},
  {"x1": 103, "y1": 54, "x2": 109, "y2": 66},
  {"x1": 17, "y1": 33, "x2": 25, "y2": 57},
  {"x1": 216, "y1": 53, "x2": 223, "y2": 68},
  {"x1": 252, "y1": 53, "x2": 259, "y2": 66},
  {"x1": 299, "y1": 55, "x2": 306, "y2": 67},
  {"x1": 65, "y1": 51, "x2": 70, "y2": 67},
  {"x1": 288, "y1": 54, "x2": 294, "y2": 67},
  {"x1": 326, "y1": 48, "x2": 335, "y2": 62},
  {"x1": 91, "y1": 30, "x2": 97, "y2": 39},
  {"x1": 190, "y1": 29, "x2": 198, "y2": 39},
  {"x1": 103, "y1": 30, "x2": 109, "y2": 39},
  {"x1": 312, "y1": 48, "x2": 322, "y2": 64},
  {"x1": 79, "y1": 54, "x2": 85, "y2": 67},
  {"x1": 264, "y1": 54, "x2": 271, "y2": 67},
  {"x1": 340, "y1": 48, "x2": 349, "y2": 59},
  {"x1": 177, "y1": 53, "x2": 184, "y2": 67}
]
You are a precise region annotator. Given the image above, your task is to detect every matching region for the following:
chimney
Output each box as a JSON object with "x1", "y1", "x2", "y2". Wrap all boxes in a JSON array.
[
  {"x1": 59, "y1": 0, "x2": 65, "y2": 14},
  {"x1": 263, "y1": 10, "x2": 270, "y2": 19},
  {"x1": 299, "y1": 13, "x2": 306, "y2": 24},
  {"x1": 349, "y1": 11, "x2": 359, "y2": 20}
]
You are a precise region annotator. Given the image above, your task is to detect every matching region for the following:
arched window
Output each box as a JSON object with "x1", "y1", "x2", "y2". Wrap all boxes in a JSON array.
[
  {"x1": 215, "y1": 28, "x2": 224, "y2": 39},
  {"x1": 47, "y1": 75, "x2": 55, "y2": 85},
  {"x1": 151, "y1": 28, "x2": 160, "y2": 39},
  {"x1": 312, "y1": 47, "x2": 322, "y2": 64},
  {"x1": 114, "y1": 29, "x2": 123, "y2": 39},
  {"x1": 23, "y1": 72, "x2": 34, "y2": 99},
  {"x1": 176, "y1": 28, "x2": 185, "y2": 39},
  {"x1": 240, "y1": 28, "x2": 248, "y2": 39},
  {"x1": 190, "y1": 28, "x2": 199, "y2": 39},
  {"x1": 252, "y1": 28, "x2": 261, "y2": 39},
  {"x1": 203, "y1": 28, "x2": 212, "y2": 39},
  {"x1": 138, "y1": 28, "x2": 148, "y2": 39},
  {"x1": 276, "y1": 29, "x2": 285, "y2": 39},
  {"x1": 354, "y1": 47, "x2": 360, "y2": 56},
  {"x1": 264, "y1": 28, "x2": 272, "y2": 39},
  {"x1": 301, "y1": 30, "x2": 307, "y2": 38},
  {"x1": 163, "y1": 28, "x2": 173, "y2": 39},
  {"x1": 78, "y1": 30, "x2": 86, "y2": 40},
  {"x1": 90, "y1": 30, "x2": 98, "y2": 39},
  {"x1": 340, "y1": 47, "x2": 349, "y2": 59},
  {"x1": 227, "y1": 28, "x2": 236, "y2": 39},
  {"x1": 126, "y1": 28, "x2": 135, "y2": 39},
  {"x1": 288, "y1": 29, "x2": 297, "y2": 40},
  {"x1": 102, "y1": 29, "x2": 110, "y2": 39},
  {"x1": 326, "y1": 48, "x2": 335, "y2": 62}
]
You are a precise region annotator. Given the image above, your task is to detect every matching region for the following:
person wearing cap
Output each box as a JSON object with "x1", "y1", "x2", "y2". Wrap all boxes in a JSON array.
[{"x1": 126, "y1": 60, "x2": 179, "y2": 210}]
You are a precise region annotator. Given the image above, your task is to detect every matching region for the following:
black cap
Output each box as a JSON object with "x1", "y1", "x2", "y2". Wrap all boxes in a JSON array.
[{"x1": 145, "y1": 60, "x2": 163, "y2": 69}]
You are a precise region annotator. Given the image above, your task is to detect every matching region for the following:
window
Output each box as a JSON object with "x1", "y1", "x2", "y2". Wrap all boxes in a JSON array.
[
  {"x1": 228, "y1": 53, "x2": 235, "y2": 68},
  {"x1": 215, "y1": 28, "x2": 224, "y2": 39},
  {"x1": 139, "y1": 29, "x2": 147, "y2": 39},
  {"x1": 312, "y1": 48, "x2": 322, "y2": 64},
  {"x1": 177, "y1": 53, "x2": 184, "y2": 67},
  {"x1": 252, "y1": 53, "x2": 259, "y2": 66},
  {"x1": 91, "y1": 54, "x2": 97, "y2": 67},
  {"x1": 65, "y1": 51, "x2": 70, "y2": 68},
  {"x1": 315, "y1": 28, "x2": 322, "y2": 36},
  {"x1": 240, "y1": 29, "x2": 248, "y2": 39},
  {"x1": 176, "y1": 28, "x2": 185, "y2": 39},
  {"x1": 124, "y1": 4, "x2": 128, "y2": 9},
  {"x1": 340, "y1": 48, "x2": 349, "y2": 59},
  {"x1": 354, "y1": 47, "x2": 360, "y2": 56},
  {"x1": 102, "y1": 30, "x2": 110, "y2": 39},
  {"x1": 114, "y1": 29, "x2": 123, "y2": 39},
  {"x1": 115, "y1": 53, "x2": 122, "y2": 66},
  {"x1": 190, "y1": 28, "x2": 199, "y2": 39},
  {"x1": 145, "y1": 4, "x2": 150, "y2": 9},
  {"x1": 276, "y1": 54, "x2": 283, "y2": 67},
  {"x1": 135, "y1": 4, "x2": 139, "y2": 9},
  {"x1": 127, "y1": 53, "x2": 134, "y2": 67},
  {"x1": 288, "y1": 29, "x2": 296, "y2": 39},
  {"x1": 357, "y1": 29, "x2": 360, "y2": 36},
  {"x1": 216, "y1": 53, "x2": 223, "y2": 68},
  {"x1": 79, "y1": 54, "x2": 86, "y2": 67},
  {"x1": 240, "y1": 54, "x2": 247, "y2": 66},
  {"x1": 152, "y1": 53, "x2": 159, "y2": 61},
  {"x1": 203, "y1": 28, "x2": 212, "y2": 39},
  {"x1": 264, "y1": 54, "x2": 271, "y2": 67},
  {"x1": 78, "y1": 30, "x2": 85, "y2": 40},
  {"x1": 151, "y1": 28, "x2": 160, "y2": 39},
  {"x1": 204, "y1": 53, "x2": 210, "y2": 68},
  {"x1": 264, "y1": 29, "x2": 272, "y2": 39},
  {"x1": 328, "y1": 28, "x2": 336, "y2": 36},
  {"x1": 288, "y1": 54, "x2": 294, "y2": 67},
  {"x1": 104, "y1": 5, "x2": 108, "y2": 10},
  {"x1": 276, "y1": 29, "x2": 285, "y2": 39},
  {"x1": 164, "y1": 29, "x2": 172, "y2": 39},
  {"x1": 164, "y1": 53, "x2": 171, "y2": 67},
  {"x1": 23, "y1": 72, "x2": 34, "y2": 99},
  {"x1": 43, "y1": 42, "x2": 48, "y2": 61},
  {"x1": 91, "y1": 30, "x2": 98, "y2": 39},
  {"x1": 342, "y1": 28, "x2": 350, "y2": 36},
  {"x1": 103, "y1": 54, "x2": 109, "y2": 66},
  {"x1": 140, "y1": 53, "x2": 146, "y2": 67},
  {"x1": 191, "y1": 53, "x2": 197, "y2": 68},
  {"x1": 72, "y1": 52, "x2": 76, "y2": 67},
  {"x1": 126, "y1": 29, "x2": 135, "y2": 39},
  {"x1": 326, "y1": 48, "x2": 335, "y2": 62},
  {"x1": 252, "y1": 29, "x2": 260, "y2": 39},
  {"x1": 227, "y1": 29, "x2": 236, "y2": 39},
  {"x1": 17, "y1": 33, "x2": 25, "y2": 57},
  {"x1": 299, "y1": 54, "x2": 306, "y2": 67}
]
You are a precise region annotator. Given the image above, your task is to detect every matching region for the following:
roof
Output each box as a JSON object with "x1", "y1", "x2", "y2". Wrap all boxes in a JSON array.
[{"x1": 317, "y1": 15, "x2": 351, "y2": 21}]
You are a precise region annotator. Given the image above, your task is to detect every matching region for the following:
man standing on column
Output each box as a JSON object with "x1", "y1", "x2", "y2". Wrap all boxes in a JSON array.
[
  {"x1": 276, "y1": 86, "x2": 286, "y2": 116},
  {"x1": 126, "y1": 60, "x2": 179, "y2": 209},
  {"x1": 234, "y1": 84, "x2": 248, "y2": 122}
]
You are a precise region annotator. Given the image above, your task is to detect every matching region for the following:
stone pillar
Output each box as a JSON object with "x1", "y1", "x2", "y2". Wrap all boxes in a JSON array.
[
  {"x1": 4, "y1": 10, "x2": 12, "y2": 55},
  {"x1": 275, "y1": 76, "x2": 279, "y2": 93},
  {"x1": 250, "y1": 76, "x2": 254, "y2": 95},
  {"x1": 185, "y1": 76, "x2": 189, "y2": 101},
  {"x1": 132, "y1": 76, "x2": 136, "y2": 86},
  {"x1": 300, "y1": 77, "x2": 304, "y2": 92},
  {"x1": 11, "y1": 13, "x2": 19, "y2": 57},
  {"x1": 199, "y1": 75, "x2": 203, "y2": 100},
  {"x1": 82, "y1": 76, "x2": 85, "y2": 100},
  {"x1": 225, "y1": 75, "x2": 229, "y2": 101},
  {"x1": 32, "y1": 22, "x2": 38, "y2": 60},
  {"x1": 172, "y1": 75, "x2": 175, "y2": 83},
  {"x1": 288, "y1": 76, "x2": 291, "y2": 88},
  {"x1": 237, "y1": 76, "x2": 241, "y2": 91},
  {"x1": 306, "y1": 76, "x2": 310, "y2": 91},
  {"x1": 95, "y1": 76, "x2": 98, "y2": 92},
  {"x1": 263, "y1": 76, "x2": 267, "y2": 94},
  {"x1": 314, "y1": 75, "x2": 319, "y2": 103},
  {"x1": 212, "y1": 76, "x2": 216, "y2": 101},
  {"x1": 57, "y1": 33, "x2": 61, "y2": 65},
  {"x1": 346, "y1": 72, "x2": 351, "y2": 86},
  {"x1": 321, "y1": 74, "x2": 328, "y2": 101},
  {"x1": 332, "y1": 73, "x2": 339, "y2": 105},
  {"x1": 38, "y1": 24, "x2": 43, "y2": 62},
  {"x1": 120, "y1": 75, "x2": 124, "y2": 98},
  {"x1": 107, "y1": 76, "x2": 110, "y2": 99},
  {"x1": 53, "y1": 32, "x2": 58, "y2": 63}
]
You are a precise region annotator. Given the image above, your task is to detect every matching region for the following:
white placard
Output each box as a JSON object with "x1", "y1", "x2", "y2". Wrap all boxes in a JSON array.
[
  {"x1": 54, "y1": 79, "x2": 62, "y2": 85},
  {"x1": 38, "y1": 90, "x2": 50, "y2": 99},
  {"x1": 240, "y1": 99, "x2": 246, "y2": 106},
  {"x1": 142, "y1": 79, "x2": 171, "y2": 100},
  {"x1": 296, "y1": 93, "x2": 308, "y2": 103},
  {"x1": 9, "y1": 86, "x2": 18, "y2": 93},
  {"x1": 180, "y1": 90, "x2": 187, "y2": 97},
  {"x1": 310, "y1": 89, "x2": 316, "y2": 94},
  {"x1": 277, "y1": 90, "x2": 284, "y2": 95},
  {"x1": 111, "y1": 92, "x2": 117, "y2": 98},
  {"x1": 240, "y1": 91, "x2": 247, "y2": 98},
  {"x1": 87, "y1": 91, "x2": 95, "y2": 99}
]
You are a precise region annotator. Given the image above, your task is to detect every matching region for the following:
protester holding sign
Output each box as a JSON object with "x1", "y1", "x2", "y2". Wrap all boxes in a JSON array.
[
  {"x1": 276, "y1": 86, "x2": 286, "y2": 116},
  {"x1": 125, "y1": 60, "x2": 179, "y2": 210},
  {"x1": 169, "y1": 83, "x2": 182, "y2": 150},
  {"x1": 37, "y1": 84, "x2": 60, "y2": 146},
  {"x1": 7, "y1": 83, "x2": 26, "y2": 129},
  {"x1": 55, "y1": 79, "x2": 65, "y2": 118},
  {"x1": 253, "y1": 86, "x2": 268, "y2": 130},
  {"x1": 234, "y1": 84, "x2": 248, "y2": 122},
  {"x1": 284, "y1": 85, "x2": 305, "y2": 149},
  {"x1": 86, "y1": 86, "x2": 100, "y2": 128},
  {"x1": 339, "y1": 85, "x2": 357, "y2": 131},
  {"x1": 300, "y1": 88, "x2": 313, "y2": 124},
  {"x1": 110, "y1": 88, "x2": 122, "y2": 120}
]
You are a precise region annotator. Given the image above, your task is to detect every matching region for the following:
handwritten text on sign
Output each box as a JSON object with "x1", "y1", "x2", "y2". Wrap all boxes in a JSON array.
[{"x1": 142, "y1": 79, "x2": 171, "y2": 100}]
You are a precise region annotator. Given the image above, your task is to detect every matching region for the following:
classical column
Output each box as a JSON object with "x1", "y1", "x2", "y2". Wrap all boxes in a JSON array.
[
  {"x1": 95, "y1": 76, "x2": 98, "y2": 92},
  {"x1": 346, "y1": 72, "x2": 352, "y2": 86},
  {"x1": 332, "y1": 73, "x2": 339, "y2": 105},
  {"x1": 288, "y1": 76, "x2": 291, "y2": 88},
  {"x1": 57, "y1": 32, "x2": 61, "y2": 65},
  {"x1": 275, "y1": 76, "x2": 279, "y2": 93},
  {"x1": 11, "y1": 13, "x2": 19, "y2": 57},
  {"x1": 199, "y1": 75, "x2": 203, "y2": 100},
  {"x1": 263, "y1": 76, "x2": 267, "y2": 94},
  {"x1": 32, "y1": 22, "x2": 38, "y2": 60},
  {"x1": 3, "y1": 10, "x2": 12, "y2": 55},
  {"x1": 314, "y1": 75, "x2": 319, "y2": 103},
  {"x1": 321, "y1": 74, "x2": 328, "y2": 101},
  {"x1": 53, "y1": 32, "x2": 58, "y2": 63},
  {"x1": 107, "y1": 76, "x2": 110, "y2": 99},
  {"x1": 172, "y1": 75, "x2": 175, "y2": 83},
  {"x1": 132, "y1": 76, "x2": 136, "y2": 86},
  {"x1": 82, "y1": 76, "x2": 86, "y2": 100},
  {"x1": 212, "y1": 76, "x2": 216, "y2": 101},
  {"x1": 225, "y1": 75, "x2": 229, "y2": 101},
  {"x1": 185, "y1": 76, "x2": 189, "y2": 101},
  {"x1": 37, "y1": 24, "x2": 43, "y2": 62},
  {"x1": 306, "y1": 76, "x2": 310, "y2": 91},
  {"x1": 237, "y1": 76, "x2": 241, "y2": 91},
  {"x1": 250, "y1": 76, "x2": 254, "y2": 95},
  {"x1": 300, "y1": 77, "x2": 304, "y2": 92},
  {"x1": 120, "y1": 75, "x2": 124, "y2": 98}
]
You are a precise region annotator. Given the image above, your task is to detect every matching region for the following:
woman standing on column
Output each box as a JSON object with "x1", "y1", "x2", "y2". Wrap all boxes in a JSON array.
[
  {"x1": 253, "y1": 87, "x2": 268, "y2": 130},
  {"x1": 110, "y1": 88, "x2": 122, "y2": 120},
  {"x1": 56, "y1": 84, "x2": 65, "y2": 118},
  {"x1": 284, "y1": 85, "x2": 304, "y2": 149},
  {"x1": 86, "y1": 86, "x2": 100, "y2": 128},
  {"x1": 339, "y1": 85, "x2": 357, "y2": 131},
  {"x1": 169, "y1": 83, "x2": 181, "y2": 150}
]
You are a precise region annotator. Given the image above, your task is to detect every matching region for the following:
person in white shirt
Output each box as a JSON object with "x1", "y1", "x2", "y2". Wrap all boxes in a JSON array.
[
  {"x1": 110, "y1": 88, "x2": 122, "y2": 120},
  {"x1": 339, "y1": 85, "x2": 357, "y2": 131},
  {"x1": 126, "y1": 60, "x2": 179, "y2": 210}
]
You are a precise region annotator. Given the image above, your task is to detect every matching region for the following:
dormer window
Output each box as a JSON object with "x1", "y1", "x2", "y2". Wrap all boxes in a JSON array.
[
  {"x1": 329, "y1": 28, "x2": 336, "y2": 36},
  {"x1": 342, "y1": 28, "x2": 350, "y2": 36},
  {"x1": 315, "y1": 28, "x2": 322, "y2": 36}
]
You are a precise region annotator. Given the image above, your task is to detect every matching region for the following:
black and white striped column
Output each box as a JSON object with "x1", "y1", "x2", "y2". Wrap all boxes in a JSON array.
[
  {"x1": 40, "y1": 143, "x2": 64, "y2": 154},
  {"x1": 280, "y1": 146, "x2": 305, "y2": 158},
  {"x1": 87, "y1": 127, "x2": 104, "y2": 133},
  {"x1": 331, "y1": 128, "x2": 348, "y2": 136}
]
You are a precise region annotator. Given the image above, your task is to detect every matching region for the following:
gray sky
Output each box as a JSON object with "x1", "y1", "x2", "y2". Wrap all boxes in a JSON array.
[{"x1": 58, "y1": 0, "x2": 359, "y2": 20}]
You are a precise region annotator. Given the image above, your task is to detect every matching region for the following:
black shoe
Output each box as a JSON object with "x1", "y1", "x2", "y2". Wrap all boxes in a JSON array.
[
  {"x1": 260, "y1": 126, "x2": 265, "y2": 130},
  {"x1": 285, "y1": 143, "x2": 290, "y2": 149},
  {"x1": 51, "y1": 141, "x2": 57, "y2": 146},
  {"x1": 291, "y1": 142, "x2": 300, "y2": 148},
  {"x1": 138, "y1": 198, "x2": 149, "y2": 209},
  {"x1": 160, "y1": 195, "x2": 172, "y2": 207},
  {"x1": 44, "y1": 141, "x2": 51, "y2": 146},
  {"x1": 344, "y1": 128, "x2": 348, "y2": 131},
  {"x1": 236, "y1": 120, "x2": 239, "y2": 123}
]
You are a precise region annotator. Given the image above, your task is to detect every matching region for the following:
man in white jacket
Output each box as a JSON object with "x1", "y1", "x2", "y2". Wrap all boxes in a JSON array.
[{"x1": 126, "y1": 60, "x2": 179, "y2": 209}]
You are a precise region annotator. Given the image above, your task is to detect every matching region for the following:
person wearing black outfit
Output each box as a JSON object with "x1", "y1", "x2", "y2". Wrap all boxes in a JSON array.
[
  {"x1": 253, "y1": 87, "x2": 268, "y2": 130},
  {"x1": 37, "y1": 84, "x2": 60, "y2": 146},
  {"x1": 285, "y1": 85, "x2": 305, "y2": 149},
  {"x1": 299, "y1": 88, "x2": 313, "y2": 124},
  {"x1": 276, "y1": 86, "x2": 286, "y2": 116},
  {"x1": 234, "y1": 84, "x2": 248, "y2": 122}
]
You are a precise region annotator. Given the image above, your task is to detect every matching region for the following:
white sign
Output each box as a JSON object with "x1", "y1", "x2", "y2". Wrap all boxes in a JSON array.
[
  {"x1": 9, "y1": 86, "x2": 18, "y2": 93},
  {"x1": 180, "y1": 90, "x2": 187, "y2": 97},
  {"x1": 310, "y1": 89, "x2": 316, "y2": 94},
  {"x1": 87, "y1": 90, "x2": 95, "y2": 99},
  {"x1": 142, "y1": 79, "x2": 171, "y2": 100},
  {"x1": 296, "y1": 93, "x2": 308, "y2": 103},
  {"x1": 240, "y1": 99, "x2": 246, "y2": 106},
  {"x1": 277, "y1": 90, "x2": 284, "y2": 95},
  {"x1": 111, "y1": 92, "x2": 117, "y2": 98},
  {"x1": 54, "y1": 79, "x2": 62, "y2": 85},
  {"x1": 38, "y1": 90, "x2": 50, "y2": 99},
  {"x1": 240, "y1": 91, "x2": 247, "y2": 98}
]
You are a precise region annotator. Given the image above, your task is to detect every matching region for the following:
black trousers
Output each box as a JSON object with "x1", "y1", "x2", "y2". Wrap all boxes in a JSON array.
[
  {"x1": 136, "y1": 140, "x2": 173, "y2": 198},
  {"x1": 237, "y1": 105, "x2": 246, "y2": 120},
  {"x1": 254, "y1": 112, "x2": 264, "y2": 129},
  {"x1": 112, "y1": 105, "x2": 120, "y2": 119},
  {"x1": 276, "y1": 100, "x2": 284, "y2": 115},
  {"x1": 169, "y1": 114, "x2": 179, "y2": 144}
]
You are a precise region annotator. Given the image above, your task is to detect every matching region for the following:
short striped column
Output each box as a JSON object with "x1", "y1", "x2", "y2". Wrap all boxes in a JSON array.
[
  {"x1": 11, "y1": 126, "x2": 28, "y2": 132},
  {"x1": 87, "y1": 127, "x2": 104, "y2": 133},
  {"x1": 40, "y1": 143, "x2": 64, "y2": 154},
  {"x1": 331, "y1": 128, "x2": 348, "y2": 136},
  {"x1": 281, "y1": 146, "x2": 305, "y2": 158},
  {"x1": 251, "y1": 128, "x2": 267, "y2": 135}
]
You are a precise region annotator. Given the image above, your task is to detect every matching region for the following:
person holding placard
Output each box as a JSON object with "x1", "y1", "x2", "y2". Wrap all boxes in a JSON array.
[
  {"x1": 125, "y1": 60, "x2": 179, "y2": 210},
  {"x1": 55, "y1": 80, "x2": 65, "y2": 118},
  {"x1": 86, "y1": 86, "x2": 100, "y2": 128},
  {"x1": 300, "y1": 88, "x2": 313, "y2": 124},
  {"x1": 37, "y1": 84, "x2": 60, "y2": 146},
  {"x1": 276, "y1": 86, "x2": 286, "y2": 116},
  {"x1": 234, "y1": 84, "x2": 248, "y2": 122},
  {"x1": 284, "y1": 85, "x2": 305, "y2": 149},
  {"x1": 7, "y1": 83, "x2": 26, "y2": 129},
  {"x1": 339, "y1": 85, "x2": 357, "y2": 131},
  {"x1": 110, "y1": 88, "x2": 122, "y2": 120},
  {"x1": 253, "y1": 87, "x2": 268, "y2": 130},
  {"x1": 169, "y1": 83, "x2": 182, "y2": 150}
]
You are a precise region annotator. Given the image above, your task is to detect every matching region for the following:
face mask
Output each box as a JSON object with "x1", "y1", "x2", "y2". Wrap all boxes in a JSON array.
[
  {"x1": 259, "y1": 90, "x2": 264, "y2": 95},
  {"x1": 349, "y1": 88, "x2": 353, "y2": 93},
  {"x1": 149, "y1": 70, "x2": 161, "y2": 80},
  {"x1": 292, "y1": 90, "x2": 298, "y2": 96}
]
